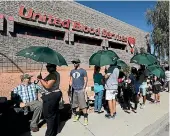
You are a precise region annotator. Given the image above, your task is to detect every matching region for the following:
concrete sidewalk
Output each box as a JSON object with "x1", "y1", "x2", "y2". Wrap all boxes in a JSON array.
[{"x1": 21, "y1": 91, "x2": 169, "y2": 136}]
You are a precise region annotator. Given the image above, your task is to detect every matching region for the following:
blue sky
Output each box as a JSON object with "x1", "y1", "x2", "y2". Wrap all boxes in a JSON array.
[{"x1": 77, "y1": 1, "x2": 156, "y2": 33}]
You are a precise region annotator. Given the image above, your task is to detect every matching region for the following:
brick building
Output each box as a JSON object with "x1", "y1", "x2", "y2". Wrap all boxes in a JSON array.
[{"x1": 0, "y1": 1, "x2": 148, "y2": 72}]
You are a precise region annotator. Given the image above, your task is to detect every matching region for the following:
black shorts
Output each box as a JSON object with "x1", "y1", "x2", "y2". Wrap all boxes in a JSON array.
[
  {"x1": 153, "y1": 84, "x2": 161, "y2": 94},
  {"x1": 153, "y1": 89, "x2": 160, "y2": 94}
]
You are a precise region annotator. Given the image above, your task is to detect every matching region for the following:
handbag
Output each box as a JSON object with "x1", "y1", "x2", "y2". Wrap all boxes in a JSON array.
[{"x1": 94, "y1": 83, "x2": 104, "y2": 93}]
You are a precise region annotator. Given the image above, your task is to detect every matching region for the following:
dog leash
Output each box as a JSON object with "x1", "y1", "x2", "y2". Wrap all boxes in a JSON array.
[
  {"x1": 68, "y1": 86, "x2": 95, "y2": 136},
  {"x1": 78, "y1": 120, "x2": 96, "y2": 136}
]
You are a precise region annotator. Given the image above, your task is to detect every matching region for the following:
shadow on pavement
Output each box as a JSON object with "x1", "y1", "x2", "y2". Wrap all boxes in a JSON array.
[
  {"x1": 0, "y1": 102, "x2": 32, "y2": 136},
  {"x1": 146, "y1": 94, "x2": 154, "y2": 102},
  {"x1": 58, "y1": 103, "x2": 72, "y2": 134},
  {"x1": 21, "y1": 103, "x2": 72, "y2": 135}
]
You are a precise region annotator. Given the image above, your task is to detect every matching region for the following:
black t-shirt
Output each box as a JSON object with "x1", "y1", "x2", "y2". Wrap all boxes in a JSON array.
[
  {"x1": 44, "y1": 72, "x2": 60, "y2": 90},
  {"x1": 45, "y1": 73, "x2": 57, "y2": 81}
]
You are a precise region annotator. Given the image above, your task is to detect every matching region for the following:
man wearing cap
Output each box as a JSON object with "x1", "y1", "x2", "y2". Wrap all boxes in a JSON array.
[
  {"x1": 69, "y1": 59, "x2": 88, "y2": 126},
  {"x1": 12, "y1": 74, "x2": 42, "y2": 132},
  {"x1": 104, "y1": 63, "x2": 119, "y2": 119}
]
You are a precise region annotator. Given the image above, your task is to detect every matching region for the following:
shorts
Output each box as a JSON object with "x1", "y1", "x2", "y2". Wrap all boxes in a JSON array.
[
  {"x1": 153, "y1": 84, "x2": 161, "y2": 94},
  {"x1": 153, "y1": 89, "x2": 160, "y2": 94},
  {"x1": 106, "y1": 90, "x2": 117, "y2": 100},
  {"x1": 139, "y1": 83, "x2": 147, "y2": 96},
  {"x1": 72, "y1": 90, "x2": 87, "y2": 109}
]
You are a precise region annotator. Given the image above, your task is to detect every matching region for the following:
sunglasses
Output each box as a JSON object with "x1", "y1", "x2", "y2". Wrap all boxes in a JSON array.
[{"x1": 73, "y1": 62, "x2": 80, "y2": 64}]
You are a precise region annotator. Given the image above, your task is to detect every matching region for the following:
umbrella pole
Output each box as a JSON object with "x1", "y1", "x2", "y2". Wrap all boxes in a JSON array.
[
  {"x1": 34, "y1": 63, "x2": 43, "y2": 84},
  {"x1": 40, "y1": 63, "x2": 43, "y2": 74}
]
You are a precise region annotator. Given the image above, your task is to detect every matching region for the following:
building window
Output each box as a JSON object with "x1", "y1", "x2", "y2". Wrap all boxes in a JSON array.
[
  {"x1": 74, "y1": 34, "x2": 102, "y2": 46},
  {"x1": 14, "y1": 23, "x2": 65, "y2": 40},
  {"x1": 109, "y1": 41, "x2": 126, "y2": 50}
]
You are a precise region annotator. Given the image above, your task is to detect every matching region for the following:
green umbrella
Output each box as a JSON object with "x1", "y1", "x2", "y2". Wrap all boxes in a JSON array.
[
  {"x1": 147, "y1": 64, "x2": 165, "y2": 78},
  {"x1": 16, "y1": 46, "x2": 68, "y2": 66},
  {"x1": 117, "y1": 59, "x2": 128, "y2": 67},
  {"x1": 89, "y1": 50, "x2": 119, "y2": 67},
  {"x1": 130, "y1": 53, "x2": 158, "y2": 66}
]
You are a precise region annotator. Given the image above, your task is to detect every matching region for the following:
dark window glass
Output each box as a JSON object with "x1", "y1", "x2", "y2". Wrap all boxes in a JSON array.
[
  {"x1": 14, "y1": 23, "x2": 64, "y2": 40},
  {"x1": 74, "y1": 34, "x2": 102, "y2": 46},
  {"x1": 109, "y1": 41, "x2": 126, "y2": 50}
]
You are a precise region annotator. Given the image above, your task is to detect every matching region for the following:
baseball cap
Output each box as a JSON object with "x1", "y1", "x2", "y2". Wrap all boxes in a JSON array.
[
  {"x1": 20, "y1": 74, "x2": 33, "y2": 81},
  {"x1": 71, "y1": 59, "x2": 81, "y2": 64}
]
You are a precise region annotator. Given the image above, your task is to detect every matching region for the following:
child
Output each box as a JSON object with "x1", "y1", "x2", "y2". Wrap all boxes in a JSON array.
[{"x1": 153, "y1": 76, "x2": 161, "y2": 103}]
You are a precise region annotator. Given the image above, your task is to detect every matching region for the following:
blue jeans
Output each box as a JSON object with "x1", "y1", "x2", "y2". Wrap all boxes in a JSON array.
[{"x1": 94, "y1": 91, "x2": 103, "y2": 111}]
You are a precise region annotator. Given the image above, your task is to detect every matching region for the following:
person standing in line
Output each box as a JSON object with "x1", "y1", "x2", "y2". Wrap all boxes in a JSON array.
[
  {"x1": 138, "y1": 65, "x2": 148, "y2": 109},
  {"x1": 69, "y1": 59, "x2": 88, "y2": 126},
  {"x1": 105, "y1": 62, "x2": 119, "y2": 119},
  {"x1": 117, "y1": 66, "x2": 126, "y2": 102},
  {"x1": 37, "y1": 63, "x2": 62, "y2": 136},
  {"x1": 93, "y1": 66, "x2": 104, "y2": 113},
  {"x1": 152, "y1": 76, "x2": 162, "y2": 103},
  {"x1": 128, "y1": 67, "x2": 140, "y2": 113},
  {"x1": 123, "y1": 75, "x2": 132, "y2": 113},
  {"x1": 163, "y1": 66, "x2": 170, "y2": 92}
]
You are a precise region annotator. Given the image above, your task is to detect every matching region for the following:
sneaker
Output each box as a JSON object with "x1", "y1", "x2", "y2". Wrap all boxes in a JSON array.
[
  {"x1": 110, "y1": 115, "x2": 115, "y2": 119},
  {"x1": 140, "y1": 104, "x2": 143, "y2": 109},
  {"x1": 105, "y1": 114, "x2": 115, "y2": 119},
  {"x1": 105, "y1": 113, "x2": 111, "y2": 118},
  {"x1": 98, "y1": 110, "x2": 104, "y2": 114},
  {"x1": 156, "y1": 101, "x2": 160, "y2": 103},
  {"x1": 132, "y1": 108, "x2": 137, "y2": 113},
  {"x1": 94, "y1": 110, "x2": 98, "y2": 113},
  {"x1": 150, "y1": 101, "x2": 155, "y2": 104},
  {"x1": 140, "y1": 104, "x2": 145, "y2": 109},
  {"x1": 84, "y1": 118, "x2": 88, "y2": 126},
  {"x1": 73, "y1": 115, "x2": 79, "y2": 122}
]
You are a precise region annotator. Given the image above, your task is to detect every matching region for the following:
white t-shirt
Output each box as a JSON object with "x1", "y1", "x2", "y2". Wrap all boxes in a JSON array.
[{"x1": 165, "y1": 71, "x2": 170, "y2": 82}]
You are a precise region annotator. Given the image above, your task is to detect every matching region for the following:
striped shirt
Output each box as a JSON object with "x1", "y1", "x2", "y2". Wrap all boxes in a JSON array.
[{"x1": 13, "y1": 83, "x2": 42, "y2": 103}]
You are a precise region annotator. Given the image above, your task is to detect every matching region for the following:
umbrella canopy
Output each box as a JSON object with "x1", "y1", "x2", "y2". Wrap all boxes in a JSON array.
[
  {"x1": 147, "y1": 64, "x2": 165, "y2": 78},
  {"x1": 117, "y1": 59, "x2": 128, "y2": 67},
  {"x1": 16, "y1": 46, "x2": 68, "y2": 66},
  {"x1": 130, "y1": 53, "x2": 158, "y2": 66},
  {"x1": 89, "y1": 50, "x2": 119, "y2": 67}
]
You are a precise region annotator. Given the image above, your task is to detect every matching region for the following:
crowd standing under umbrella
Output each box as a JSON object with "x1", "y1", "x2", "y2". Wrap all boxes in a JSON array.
[{"x1": 10, "y1": 47, "x2": 169, "y2": 136}]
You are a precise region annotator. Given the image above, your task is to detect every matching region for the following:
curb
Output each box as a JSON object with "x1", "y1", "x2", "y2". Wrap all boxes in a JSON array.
[{"x1": 135, "y1": 112, "x2": 169, "y2": 136}]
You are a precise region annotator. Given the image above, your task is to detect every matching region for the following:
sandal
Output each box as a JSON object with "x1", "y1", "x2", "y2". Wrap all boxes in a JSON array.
[{"x1": 156, "y1": 100, "x2": 160, "y2": 103}]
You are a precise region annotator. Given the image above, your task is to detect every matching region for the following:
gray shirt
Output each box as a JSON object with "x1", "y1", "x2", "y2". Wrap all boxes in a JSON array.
[
  {"x1": 70, "y1": 68, "x2": 87, "y2": 90},
  {"x1": 105, "y1": 67, "x2": 119, "y2": 90}
]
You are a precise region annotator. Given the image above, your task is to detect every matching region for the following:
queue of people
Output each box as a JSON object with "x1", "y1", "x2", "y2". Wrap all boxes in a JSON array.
[{"x1": 11, "y1": 58, "x2": 169, "y2": 136}]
